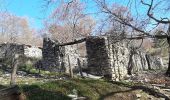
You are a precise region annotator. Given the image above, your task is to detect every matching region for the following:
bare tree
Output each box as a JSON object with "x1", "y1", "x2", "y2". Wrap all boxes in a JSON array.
[
  {"x1": 0, "y1": 11, "x2": 42, "y2": 85},
  {"x1": 43, "y1": 0, "x2": 96, "y2": 77},
  {"x1": 43, "y1": 0, "x2": 170, "y2": 76},
  {"x1": 0, "y1": 11, "x2": 42, "y2": 45},
  {"x1": 45, "y1": 0, "x2": 95, "y2": 42},
  {"x1": 10, "y1": 53, "x2": 19, "y2": 85},
  {"x1": 95, "y1": 0, "x2": 170, "y2": 76}
]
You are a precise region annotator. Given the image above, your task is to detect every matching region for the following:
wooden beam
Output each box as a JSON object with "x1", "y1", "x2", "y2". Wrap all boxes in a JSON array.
[{"x1": 58, "y1": 38, "x2": 86, "y2": 46}]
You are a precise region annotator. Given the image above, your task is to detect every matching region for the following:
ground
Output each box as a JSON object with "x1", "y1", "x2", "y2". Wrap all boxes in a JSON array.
[{"x1": 0, "y1": 70, "x2": 170, "y2": 100}]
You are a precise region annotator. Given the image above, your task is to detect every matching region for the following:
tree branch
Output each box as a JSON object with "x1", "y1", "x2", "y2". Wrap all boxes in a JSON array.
[{"x1": 141, "y1": 0, "x2": 170, "y2": 24}]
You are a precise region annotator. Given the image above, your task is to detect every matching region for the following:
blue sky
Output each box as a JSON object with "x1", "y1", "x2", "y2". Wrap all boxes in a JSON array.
[
  {"x1": 5, "y1": 0, "x2": 99, "y2": 30},
  {"x1": 6, "y1": 0, "x2": 51, "y2": 30},
  {"x1": 4, "y1": 0, "x2": 170, "y2": 31}
]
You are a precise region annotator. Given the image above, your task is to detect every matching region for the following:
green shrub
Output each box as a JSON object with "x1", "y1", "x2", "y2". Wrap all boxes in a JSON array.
[{"x1": 29, "y1": 69, "x2": 39, "y2": 74}]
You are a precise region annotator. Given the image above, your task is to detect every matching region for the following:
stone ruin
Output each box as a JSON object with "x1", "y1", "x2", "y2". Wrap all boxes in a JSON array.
[
  {"x1": 24, "y1": 45, "x2": 42, "y2": 58},
  {"x1": 0, "y1": 37, "x2": 164, "y2": 81},
  {"x1": 0, "y1": 43, "x2": 24, "y2": 59},
  {"x1": 36, "y1": 38, "x2": 80, "y2": 72},
  {"x1": 0, "y1": 43, "x2": 42, "y2": 59},
  {"x1": 0, "y1": 43, "x2": 42, "y2": 66},
  {"x1": 86, "y1": 36, "x2": 164, "y2": 80},
  {"x1": 36, "y1": 36, "x2": 164, "y2": 81}
]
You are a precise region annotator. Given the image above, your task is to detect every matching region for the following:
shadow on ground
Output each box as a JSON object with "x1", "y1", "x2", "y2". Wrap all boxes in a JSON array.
[
  {"x1": 21, "y1": 85, "x2": 71, "y2": 100},
  {"x1": 0, "y1": 85, "x2": 7, "y2": 89},
  {"x1": 99, "y1": 81, "x2": 170, "y2": 100}
]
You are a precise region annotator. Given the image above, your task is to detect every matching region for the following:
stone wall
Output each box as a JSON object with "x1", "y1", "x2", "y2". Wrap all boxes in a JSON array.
[
  {"x1": 37, "y1": 38, "x2": 80, "y2": 72},
  {"x1": 0, "y1": 43, "x2": 42, "y2": 59},
  {"x1": 86, "y1": 36, "x2": 164, "y2": 81},
  {"x1": 86, "y1": 37, "x2": 129, "y2": 80},
  {"x1": 39, "y1": 38, "x2": 60, "y2": 71},
  {"x1": 131, "y1": 51, "x2": 148, "y2": 72},
  {"x1": 62, "y1": 45, "x2": 80, "y2": 73},
  {"x1": 0, "y1": 43, "x2": 24, "y2": 59},
  {"x1": 24, "y1": 46, "x2": 42, "y2": 58},
  {"x1": 36, "y1": 37, "x2": 164, "y2": 80},
  {"x1": 86, "y1": 37, "x2": 112, "y2": 76},
  {"x1": 107, "y1": 40, "x2": 129, "y2": 81}
]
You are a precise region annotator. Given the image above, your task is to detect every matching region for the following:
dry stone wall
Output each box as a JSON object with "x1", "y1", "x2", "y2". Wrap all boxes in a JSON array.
[
  {"x1": 107, "y1": 40, "x2": 129, "y2": 81},
  {"x1": 62, "y1": 45, "x2": 80, "y2": 73},
  {"x1": 36, "y1": 37, "x2": 164, "y2": 81},
  {"x1": 0, "y1": 43, "x2": 42, "y2": 67},
  {"x1": 86, "y1": 37, "x2": 112, "y2": 77},
  {"x1": 0, "y1": 43, "x2": 24, "y2": 59},
  {"x1": 39, "y1": 38, "x2": 61, "y2": 71},
  {"x1": 24, "y1": 46, "x2": 42, "y2": 58},
  {"x1": 37, "y1": 38, "x2": 79, "y2": 72},
  {"x1": 86, "y1": 36, "x2": 164, "y2": 81},
  {"x1": 0, "y1": 43, "x2": 42, "y2": 59}
]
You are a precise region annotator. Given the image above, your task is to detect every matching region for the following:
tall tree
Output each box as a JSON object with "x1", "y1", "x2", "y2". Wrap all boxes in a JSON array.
[
  {"x1": 0, "y1": 11, "x2": 42, "y2": 85},
  {"x1": 0, "y1": 11, "x2": 41, "y2": 45},
  {"x1": 45, "y1": 0, "x2": 95, "y2": 42}
]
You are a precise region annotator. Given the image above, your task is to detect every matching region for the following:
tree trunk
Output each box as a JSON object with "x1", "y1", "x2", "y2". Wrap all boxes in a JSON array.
[
  {"x1": 166, "y1": 37, "x2": 170, "y2": 76},
  {"x1": 68, "y1": 55, "x2": 73, "y2": 78},
  {"x1": 10, "y1": 54, "x2": 19, "y2": 85},
  {"x1": 77, "y1": 58, "x2": 84, "y2": 78}
]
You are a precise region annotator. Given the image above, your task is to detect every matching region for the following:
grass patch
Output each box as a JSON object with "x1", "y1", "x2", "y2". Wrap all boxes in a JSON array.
[
  {"x1": 20, "y1": 78, "x2": 124, "y2": 100},
  {"x1": 18, "y1": 64, "x2": 68, "y2": 78}
]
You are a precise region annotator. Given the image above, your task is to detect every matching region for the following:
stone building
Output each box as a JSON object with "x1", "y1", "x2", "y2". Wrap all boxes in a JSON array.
[
  {"x1": 37, "y1": 38, "x2": 79, "y2": 72},
  {"x1": 86, "y1": 36, "x2": 164, "y2": 81},
  {"x1": 0, "y1": 43, "x2": 42, "y2": 60},
  {"x1": 86, "y1": 37, "x2": 112, "y2": 76},
  {"x1": 0, "y1": 43, "x2": 24, "y2": 59},
  {"x1": 39, "y1": 38, "x2": 61, "y2": 71},
  {"x1": 36, "y1": 37, "x2": 164, "y2": 81},
  {"x1": 24, "y1": 45, "x2": 42, "y2": 58}
]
